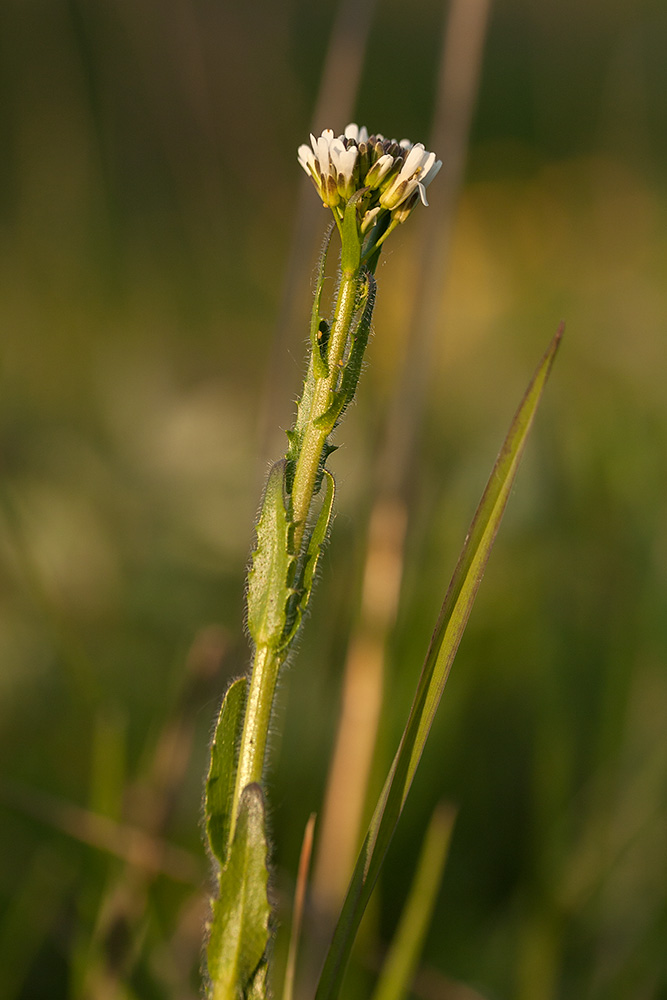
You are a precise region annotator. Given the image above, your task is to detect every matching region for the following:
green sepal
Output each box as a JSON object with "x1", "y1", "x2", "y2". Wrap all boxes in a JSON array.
[
  {"x1": 361, "y1": 209, "x2": 391, "y2": 274},
  {"x1": 206, "y1": 784, "x2": 271, "y2": 1000},
  {"x1": 309, "y1": 225, "x2": 334, "y2": 378},
  {"x1": 205, "y1": 677, "x2": 248, "y2": 868},
  {"x1": 341, "y1": 196, "x2": 362, "y2": 274},
  {"x1": 247, "y1": 461, "x2": 295, "y2": 649}
]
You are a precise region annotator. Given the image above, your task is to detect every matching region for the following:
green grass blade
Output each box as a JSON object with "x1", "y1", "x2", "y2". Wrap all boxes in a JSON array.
[
  {"x1": 371, "y1": 804, "x2": 456, "y2": 1000},
  {"x1": 315, "y1": 327, "x2": 563, "y2": 1000}
]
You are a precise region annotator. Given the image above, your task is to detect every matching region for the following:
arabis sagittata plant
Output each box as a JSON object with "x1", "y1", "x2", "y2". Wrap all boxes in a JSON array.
[{"x1": 202, "y1": 123, "x2": 560, "y2": 1000}]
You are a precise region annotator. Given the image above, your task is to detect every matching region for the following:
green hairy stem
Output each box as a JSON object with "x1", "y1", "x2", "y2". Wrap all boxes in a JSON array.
[
  {"x1": 205, "y1": 199, "x2": 375, "y2": 999},
  {"x1": 235, "y1": 203, "x2": 373, "y2": 836}
]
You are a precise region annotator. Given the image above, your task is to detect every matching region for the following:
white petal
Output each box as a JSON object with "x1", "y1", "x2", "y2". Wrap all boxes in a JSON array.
[
  {"x1": 338, "y1": 146, "x2": 358, "y2": 180},
  {"x1": 343, "y1": 123, "x2": 369, "y2": 146},
  {"x1": 401, "y1": 177, "x2": 421, "y2": 201},
  {"x1": 360, "y1": 206, "x2": 381, "y2": 233},
  {"x1": 328, "y1": 138, "x2": 346, "y2": 175},
  {"x1": 401, "y1": 143, "x2": 426, "y2": 178},
  {"x1": 420, "y1": 158, "x2": 442, "y2": 189},
  {"x1": 316, "y1": 134, "x2": 332, "y2": 172},
  {"x1": 375, "y1": 153, "x2": 394, "y2": 179},
  {"x1": 419, "y1": 151, "x2": 436, "y2": 177},
  {"x1": 298, "y1": 144, "x2": 315, "y2": 170},
  {"x1": 417, "y1": 182, "x2": 429, "y2": 206}
]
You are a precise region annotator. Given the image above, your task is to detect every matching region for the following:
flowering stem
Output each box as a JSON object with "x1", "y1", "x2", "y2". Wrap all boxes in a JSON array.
[
  {"x1": 205, "y1": 123, "x2": 443, "y2": 1000},
  {"x1": 290, "y1": 265, "x2": 359, "y2": 550},
  {"x1": 230, "y1": 643, "x2": 284, "y2": 834},
  {"x1": 361, "y1": 217, "x2": 399, "y2": 263},
  {"x1": 229, "y1": 213, "x2": 369, "y2": 845}
]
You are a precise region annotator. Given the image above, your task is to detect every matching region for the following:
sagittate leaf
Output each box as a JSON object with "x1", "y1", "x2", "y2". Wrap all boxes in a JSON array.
[
  {"x1": 309, "y1": 225, "x2": 334, "y2": 379},
  {"x1": 247, "y1": 461, "x2": 294, "y2": 649},
  {"x1": 281, "y1": 469, "x2": 336, "y2": 646},
  {"x1": 299, "y1": 470, "x2": 335, "y2": 616},
  {"x1": 206, "y1": 784, "x2": 270, "y2": 1000},
  {"x1": 315, "y1": 327, "x2": 563, "y2": 1000},
  {"x1": 315, "y1": 275, "x2": 377, "y2": 435},
  {"x1": 206, "y1": 677, "x2": 248, "y2": 867}
]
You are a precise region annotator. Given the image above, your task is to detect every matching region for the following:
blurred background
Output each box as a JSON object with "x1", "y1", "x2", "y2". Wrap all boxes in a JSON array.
[{"x1": 1, "y1": 0, "x2": 666, "y2": 997}]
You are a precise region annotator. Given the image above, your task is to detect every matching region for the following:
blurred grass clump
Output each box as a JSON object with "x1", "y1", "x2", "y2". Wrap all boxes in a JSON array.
[{"x1": 1, "y1": 0, "x2": 666, "y2": 998}]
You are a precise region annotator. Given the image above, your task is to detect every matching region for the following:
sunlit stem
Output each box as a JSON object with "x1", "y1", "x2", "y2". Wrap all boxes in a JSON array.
[
  {"x1": 361, "y1": 217, "x2": 400, "y2": 262},
  {"x1": 332, "y1": 210, "x2": 344, "y2": 240},
  {"x1": 229, "y1": 233, "x2": 366, "y2": 842},
  {"x1": 229, "y1": 643, "x2": 282, "y2": 840},
  {"x1": 290, "y1": 262, "x2": 361, "y2": 552}
]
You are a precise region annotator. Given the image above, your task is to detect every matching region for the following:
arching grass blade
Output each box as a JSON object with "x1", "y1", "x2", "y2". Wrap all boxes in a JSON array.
[{"x1": 315, "y1": 326, "x2": 563, "y2": 1000}]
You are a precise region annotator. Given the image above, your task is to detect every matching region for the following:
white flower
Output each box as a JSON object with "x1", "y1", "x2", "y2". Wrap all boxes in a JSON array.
[
  {"x1": 365, "y1": 153, "x2": 395, "y2": 189},
  {"x1": 379, "y1": 143, "x2": 442, "y2": 210},
  {"x1": 343, "y1": 123, "x2": 368, "y2": 145},
  {"x1": 329, "y1": 139, "x2": 358, "y2": 200},
  {"x1": 298, "y1": 128, "x2": 359, "y2": 206},
  {"x1": 297, "y1": 124, "x2": 441, "y2": 232}
]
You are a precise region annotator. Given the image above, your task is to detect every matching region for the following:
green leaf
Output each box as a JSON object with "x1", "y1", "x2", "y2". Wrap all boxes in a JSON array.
[
  {"x1": 315, "y1": 327, "x2": 563, "y2": 1000},
  {"x1": 206, "y1": 677, "x2": 248, "y2": 867},
  {"x1": 206, "y1": 784, "x2": 270, "y2": 1000},
  {"x1": 299, "y1": 469, "x2": 335, "y2": 615},
  {"x1": 309, "y1": 225, "x2": 334, "y2": 379},
  {"x1": 283, "y1": 470, "x2": 335, "y2": 645},
  {"x1": 247, "y1": 461, "x2": 294, "y2": 649},
  {"x1": 370, "y1": 804, "x2": 456, "y2": 1000},
  {"x1": 314, "y1": 275, "x2": 376, "y2": 435}
]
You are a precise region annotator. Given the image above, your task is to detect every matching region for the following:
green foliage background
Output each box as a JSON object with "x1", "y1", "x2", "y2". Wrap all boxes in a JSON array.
[{"x1": 1, "y1": 0, "x2": 666, "y2": 997}]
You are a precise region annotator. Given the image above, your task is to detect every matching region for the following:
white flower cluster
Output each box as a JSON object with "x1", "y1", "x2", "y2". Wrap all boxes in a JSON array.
[{"x1": 298, "y1": 124, "x2": 442, "y2": 233}]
